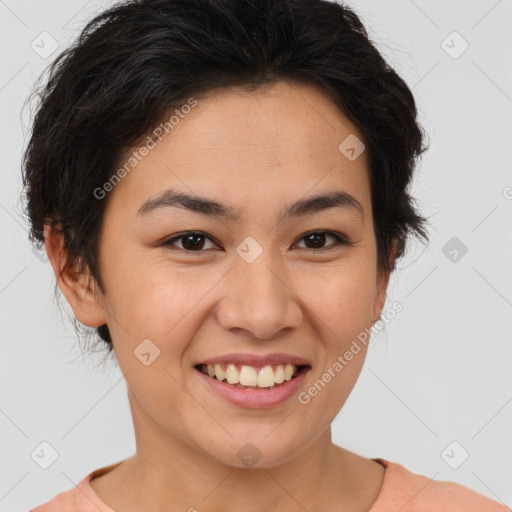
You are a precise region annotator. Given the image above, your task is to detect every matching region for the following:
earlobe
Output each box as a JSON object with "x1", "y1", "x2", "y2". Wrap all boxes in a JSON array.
[
  {"x1": 373, "y1": 270, "x2": 390, "y2": 324},
  {"x1": 372, "y1": 238, "x2": 398, "y2": 323},
  {"x1": 43, "y1": 224, "x2": 108, "y2": 328}
]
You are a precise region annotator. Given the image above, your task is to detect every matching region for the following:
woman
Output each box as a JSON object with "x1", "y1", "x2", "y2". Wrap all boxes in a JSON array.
[{"x1": 23, "y1": 0, "x2": 509, "y2": 510}]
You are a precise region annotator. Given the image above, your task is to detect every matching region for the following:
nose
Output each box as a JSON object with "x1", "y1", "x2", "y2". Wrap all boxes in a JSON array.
[{"x1": 215, "y1": 252, "x2": 303, "y2": 340}]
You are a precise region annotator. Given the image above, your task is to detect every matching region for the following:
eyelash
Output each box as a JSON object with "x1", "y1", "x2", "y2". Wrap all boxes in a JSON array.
[{"x1": 161, "y1": 230, "x2": 353, "y2": 254}]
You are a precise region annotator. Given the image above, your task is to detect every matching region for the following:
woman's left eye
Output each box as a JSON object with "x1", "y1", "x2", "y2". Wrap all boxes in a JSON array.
[
  {"x1": 294, "y1": 231, "x2": 350, "y2": 250},
  {"x1": 162, "y1": 230, "x2": 351, "y2": 253}
]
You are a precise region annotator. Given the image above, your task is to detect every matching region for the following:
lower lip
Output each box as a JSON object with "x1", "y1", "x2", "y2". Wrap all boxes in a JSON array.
[{"x1": 194, "y1": 367, "x2": 310, "y2": 409}]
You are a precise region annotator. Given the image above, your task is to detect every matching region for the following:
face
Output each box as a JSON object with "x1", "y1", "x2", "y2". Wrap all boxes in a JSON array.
[{"x1": 57, "y1": 80, "x2": 392, "y2": 468}]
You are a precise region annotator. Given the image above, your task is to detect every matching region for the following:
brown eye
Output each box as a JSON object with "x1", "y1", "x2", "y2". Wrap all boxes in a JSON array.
[
  {"x1": 295, "y1": 231, "x2": 350, "y2": 250},
  {"x1": 163, "y1": 232, "x2": 217, "y2": 252}
]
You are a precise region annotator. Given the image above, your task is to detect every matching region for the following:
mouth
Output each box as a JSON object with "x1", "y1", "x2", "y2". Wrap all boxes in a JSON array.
[{"x1": 194, "y1": 363, "x2": 310, "y2": 390}]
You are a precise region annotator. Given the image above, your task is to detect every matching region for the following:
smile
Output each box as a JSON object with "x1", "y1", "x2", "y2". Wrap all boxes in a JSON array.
[{"x1": 195, "y1": 363, "x2": 308, "y2": 389}]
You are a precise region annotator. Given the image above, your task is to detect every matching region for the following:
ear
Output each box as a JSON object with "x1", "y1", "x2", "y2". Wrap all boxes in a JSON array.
[
  {"x1": 372, "y1": 238, "x2": 398, "y2": 323},
  {"x1": 44, "y1": 224, "x2": 108, "y2": 328}
]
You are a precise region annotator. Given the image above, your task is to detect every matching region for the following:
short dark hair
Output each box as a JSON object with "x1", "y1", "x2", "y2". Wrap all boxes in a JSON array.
[{"x1": 21, "y1": 0, "x2": 429, "y2": 351}]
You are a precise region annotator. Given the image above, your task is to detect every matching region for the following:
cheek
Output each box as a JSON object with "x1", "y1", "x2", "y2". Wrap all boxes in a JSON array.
[
  {"x1": 301, "y1": 261, "x2": 377, "y2": 338},
  {"x1": 296, "y1": 268, "x2": 376, "y2": 422},
  {"x1": 100, "y1": 255, "x2": 201, "y2": 336}
]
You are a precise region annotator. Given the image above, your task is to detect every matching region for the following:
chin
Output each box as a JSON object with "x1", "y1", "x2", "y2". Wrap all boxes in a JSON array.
[{"x1": 201, "y1": 434, "x2": 308, "y2": 470}]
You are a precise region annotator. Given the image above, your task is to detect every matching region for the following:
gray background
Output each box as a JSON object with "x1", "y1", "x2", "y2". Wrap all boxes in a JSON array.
[{"x1": 1, "y1": 0, "x2": 511, "y2": 510}]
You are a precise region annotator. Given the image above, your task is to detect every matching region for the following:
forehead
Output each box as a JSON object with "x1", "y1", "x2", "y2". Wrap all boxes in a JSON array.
[
  {"x1": 106, "y1": 80, "x2": 371, "y2": 220},
  {"x1": 158, "y1": 80, "x2": 366, "y2": 165}
]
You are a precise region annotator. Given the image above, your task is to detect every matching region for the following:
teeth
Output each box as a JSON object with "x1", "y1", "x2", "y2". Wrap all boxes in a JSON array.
[
  {"x1": 214, "y1": 363, "x2": 225, "y2": 381},
  {"x1": 203, "y1": 362, "x2": 301, "y2": 388},
  {"x1": 284, "y1": 363, "x2": 294, "y2": 381},
  {"x1": 239, "y1": 365, "x2": 258, "y2": 386},
  {"x1": 274, "y1": 365, "x2": 285, "y2": 384},
  {"x1": 257, "y1": 365, "x2": 275, "y2": 387},
  {"x1": 225, "y1": 364, "x2": 239, "y2": 384}
]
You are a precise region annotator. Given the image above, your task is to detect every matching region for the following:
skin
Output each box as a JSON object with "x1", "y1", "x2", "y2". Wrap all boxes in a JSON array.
[{"x1": 45, "y1": 80, "x2": 396, "y2": 511}]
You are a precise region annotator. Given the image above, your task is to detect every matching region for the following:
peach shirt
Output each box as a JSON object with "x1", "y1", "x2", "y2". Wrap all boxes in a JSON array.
[{"x1": 30, "y1": 458, "x2": 510, "y2": 512}]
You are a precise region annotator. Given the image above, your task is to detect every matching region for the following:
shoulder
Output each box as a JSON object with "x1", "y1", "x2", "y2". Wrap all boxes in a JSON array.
[
  {"x1": 29, "y1": 489, "x2": 77, "y2": 512},
  {"x1": 29, "y1": 484, "x2": 84, "y2": 512},
  {"x1": 370, "y1": 458, "x2": 510, "y2": 512},
  {"x1": 29, "y1": 463, "x2": 121, "y2": 512}
]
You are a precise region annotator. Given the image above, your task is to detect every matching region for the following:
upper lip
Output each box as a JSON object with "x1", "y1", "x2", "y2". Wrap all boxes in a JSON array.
[{"x1": 195, "y1": 352, "x2": 311, "y2": 367}]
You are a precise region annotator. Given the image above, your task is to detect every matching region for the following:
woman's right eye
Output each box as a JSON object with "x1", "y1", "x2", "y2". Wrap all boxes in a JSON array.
[{"x1": 162, "y1": 231, "x2": 218, "y2": 253}]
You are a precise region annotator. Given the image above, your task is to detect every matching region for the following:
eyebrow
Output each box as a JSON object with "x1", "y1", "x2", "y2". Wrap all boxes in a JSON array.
[{"x1": 136, "y1": 188, "x2": 364, "y2": 221}]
